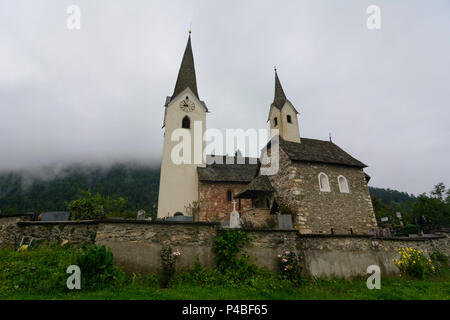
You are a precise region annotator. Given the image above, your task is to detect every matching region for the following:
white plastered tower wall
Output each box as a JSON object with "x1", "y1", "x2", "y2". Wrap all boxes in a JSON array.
[
  {"x1": 157, "y1": 33, "x2": 207, "y2": 219},
  {"x1": 157, "y1": 87, "x2": 206, "y2": 218},
  {"x1": 268, "y1": 101, "x2": 300, "y2": 143},
  {"x1": 268, "y1": 70, "x2": 301, "y2": 143}
]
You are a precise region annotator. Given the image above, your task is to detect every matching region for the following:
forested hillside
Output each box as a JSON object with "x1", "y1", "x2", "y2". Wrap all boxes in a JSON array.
[
  {"x1": 369, "y1": 186, "x2": 415, "y2": 206},
  {"x1": 369, "y1": 186, "x2": 415, "y2": 216},
  {"x1": 0, "y1": 163, "x2": 160, "y2": 216},
  {"x1": 0, "y1": 163, "x2": 417, "y2": 219}
]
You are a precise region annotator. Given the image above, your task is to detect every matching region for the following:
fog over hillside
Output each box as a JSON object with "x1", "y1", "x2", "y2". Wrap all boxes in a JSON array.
[{"x1": 1, "y1": 1, "x2": 449, "y2": 195}]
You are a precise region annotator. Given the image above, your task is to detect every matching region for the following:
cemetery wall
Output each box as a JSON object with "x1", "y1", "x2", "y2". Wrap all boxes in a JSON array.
[
  {"x1": 298, "y1": 234, "x2": 450, "y2": 278},
  {"x1": 0, "y1": 214, "x2": 33, "y2": 249},
  {"x1": 95, "y1": 220, "x2": 218, "y2": 273},
  {"x1": 1, "y1": 216, "x2": 449, "y2": 278},
  {"x1": 17, "y1": 220, "x2": 98, "y2": 247},
  {"x1": 243, "y1": 229, "x2": 299, "y2": 270}
]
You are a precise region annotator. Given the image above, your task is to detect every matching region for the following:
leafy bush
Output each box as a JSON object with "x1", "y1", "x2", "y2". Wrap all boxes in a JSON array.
[
  {"x1": 213, "y1": 229, "x2": 258, "y2": 279},
  {"x1": 393, "y1": 247, "x2": 436, "y2": 279},
  {"x1": 68, "y1": 190, "x2": 104, "y2": 220},
  {"x1": 160, "y1": 245, "x2": 181, "y2": 288},
  {"x1": 75, "y1": 245, "x2": 126, "y2": 290},
  {"x1": 402, "y1": 224, "x2": 420, "y2": 235},
  {"x1": 277, "y1": 250, "x2": 302, "y2": 285},
  {"x1": 430, "y1": 251, "x2": 449, "y2": 275}
]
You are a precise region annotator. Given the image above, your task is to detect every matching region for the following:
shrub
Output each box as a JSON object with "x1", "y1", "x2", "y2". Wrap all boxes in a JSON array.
[
  {"x1": 75, "y1": 245, "x2": 126, "y2": 290},
  {"x1": 213, "y1": 229, "x2": 258, "y2": 279},
  {"x1": 393, "y1": 247, "x2": 436, "y2": 279},
  {"x1": 430, "y1": 251, "x2": 449, "y2": 275},
  {"x1": 68, "y1": 190, "x2": 104, "y2": 220},
  {"x1": 160, "y1": 245, "x2": 181, "y2": 288},
  {"x1": 277, "y1": 250, "x2": 302, "y2": 285},
  {"x1": 402, "y1": 224, "x2": 420, "y2": 235}
]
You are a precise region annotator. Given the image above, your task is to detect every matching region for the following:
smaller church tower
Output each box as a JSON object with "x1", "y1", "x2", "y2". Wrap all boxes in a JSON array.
[{"x1": 268, "y1": 70, "x2": 301, "y2": 143}]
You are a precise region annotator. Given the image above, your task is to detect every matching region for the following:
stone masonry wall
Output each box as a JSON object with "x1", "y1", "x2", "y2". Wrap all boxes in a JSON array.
[
  {"x1": 95, "y1": 221, "x2": 218, "y2": 273},
  {"x1": 298, "y1": 234, "x2": 450, "y2": 278},
  {"x1": 244, "y1": 229, "x2": 298, "y2": 270},
  {"x1": 198, "y1": 181, "x2": 251, "y2": 222},
  {"x1": 240, "y1": 208, "x2": 276, "y2": 228},
  {"x1": 17, "y1": 221, "x2": 98, "y2": 246},
  {"x1": 267, "y1": 148, "x2": 377, "y2": 234},
  {"x1": 292, "y1": 162, "x2": 376, "y2": 235},
  {"x1": 0, "y1": 215, "x2": 33, "y2": 248},
  {"x1": 1, "y1": 216, "x2": 448, "y2": 278}
]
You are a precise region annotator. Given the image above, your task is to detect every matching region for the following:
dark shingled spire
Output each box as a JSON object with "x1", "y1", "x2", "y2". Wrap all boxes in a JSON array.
[
  {"x1": 172, "y1": 34, "x2": 199, "y2": 100},
  {"x1": 273, "y1": 69, "x2": 287, "y2": 109}
]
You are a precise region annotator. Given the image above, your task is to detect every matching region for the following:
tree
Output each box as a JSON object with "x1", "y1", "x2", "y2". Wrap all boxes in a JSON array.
[
  {"x1": 68, "y1": 190, "x2": 104, "y2": 220},
  {"x1": 411, "y1": 183, "x2": 450, "y2": 231},
  {"x1": 431, "y1": 182, "x2": 446, "y2": 200}
]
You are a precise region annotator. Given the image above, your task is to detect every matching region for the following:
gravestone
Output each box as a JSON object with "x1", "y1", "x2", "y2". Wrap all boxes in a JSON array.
[
  {"x1": 221, "y1": 221, "x2": 230, "y2": 228},
  {"x1": 229, "y1": 200, "x2": 241, "y2": 228},
  {"x1": 137, "y1": 209, "x2": 146, "y2": 220},
  {"x1": 40, "y1": 211, "x2": 71, "y2": 221},
  {"x1": 277, "y1": 214, "x2": 293, "y2": 230},
  {"x1": 166, "y1": 216, "x2": 194, "y2": 222}
]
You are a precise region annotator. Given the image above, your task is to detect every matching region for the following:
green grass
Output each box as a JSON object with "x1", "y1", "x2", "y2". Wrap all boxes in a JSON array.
[
  {"x1": 1, "y1": 247, "x2": 449, "y2": 300},
  {"x1": 1, "y1": 277, "x2": 449, "y2": 300}
]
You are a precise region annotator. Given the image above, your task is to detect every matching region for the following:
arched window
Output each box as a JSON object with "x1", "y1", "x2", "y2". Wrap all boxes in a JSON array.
[
  {"x1": 338, "y1": 175, "x2": 349, "y2": 193},
  {"x1": 287, "y1": 115, "x2": 292, "y2": 123},
  {"x1": 318, "y1": 173, "x2": 331, "y2": 192},
  {"x1": 174, "y1": 212, "x2": 184, "y2": 216},
  {"x1": 182, "y1": 116, "x2": 190, "y2": 129},
  {"x1": 274, "y1": 117, "x2": 278, "y2": 126}
]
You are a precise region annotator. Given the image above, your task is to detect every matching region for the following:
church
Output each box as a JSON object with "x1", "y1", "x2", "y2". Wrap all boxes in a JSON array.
[{"x1": 157, "y1": 34, "x2": 378, "y2": 235}]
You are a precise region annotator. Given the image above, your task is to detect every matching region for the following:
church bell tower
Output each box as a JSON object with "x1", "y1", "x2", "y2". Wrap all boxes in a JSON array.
[
  {"x1": 157, "y1": 33, "x2": 207, "y2": 218},
  {"x1": 268, "y1": 70, "x2": 301, "y2": 143}
]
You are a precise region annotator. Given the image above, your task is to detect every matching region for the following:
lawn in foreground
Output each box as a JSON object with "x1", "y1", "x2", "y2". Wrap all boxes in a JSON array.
[{"x1": 2, "y1": 277, "x2": 449, "y2": 300}]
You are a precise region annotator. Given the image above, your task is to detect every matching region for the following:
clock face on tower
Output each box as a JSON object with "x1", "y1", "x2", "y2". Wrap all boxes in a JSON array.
[{"x1": 179, "y1": 97, "x2": 195, "y2": 112}]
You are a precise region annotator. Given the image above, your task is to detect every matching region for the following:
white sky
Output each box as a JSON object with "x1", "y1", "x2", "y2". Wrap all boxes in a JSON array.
[{"x1": 0, "y1": 0, "x2": 449, "y2": 195}]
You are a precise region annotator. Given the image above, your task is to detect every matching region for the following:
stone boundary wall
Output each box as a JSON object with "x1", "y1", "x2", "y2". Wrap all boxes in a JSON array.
[
  {"x1": 17, "y1": 221, "x2": 99, "y2": 247},
  {"x1": 298, "y1": 234, "x2": 449, "y2": 278},
  {"x1": 0, "y1": 214, "x2": 33, "y2": 248},
  {"x1": 1, "y1": 216, "x2": 448, "y2": 278},
  {"x1": 95, "y1": 220, "x2": 219, "y2": 273}
]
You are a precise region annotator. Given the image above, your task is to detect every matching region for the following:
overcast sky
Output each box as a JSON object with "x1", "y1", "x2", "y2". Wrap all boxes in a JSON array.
[{"x1": 0, "y1": 0, "x2": 449, "y2": 195}]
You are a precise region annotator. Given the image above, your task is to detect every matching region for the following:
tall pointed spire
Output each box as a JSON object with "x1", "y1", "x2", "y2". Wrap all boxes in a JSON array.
[
  {"x1": 273, "y1": 68, "x2": 287, "y2": 109},
  {"x1": 172, "y1": 33, "x2": 199, "y2": 100}
]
